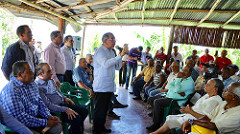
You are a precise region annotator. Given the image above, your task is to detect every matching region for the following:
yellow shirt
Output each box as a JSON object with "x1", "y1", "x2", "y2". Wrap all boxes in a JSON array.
[{"x1": 140, "y1": 66, "x2": 155, "y2": 82}]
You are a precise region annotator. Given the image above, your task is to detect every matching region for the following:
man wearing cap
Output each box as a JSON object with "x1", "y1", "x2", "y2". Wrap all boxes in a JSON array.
[
  {"x1": 199, "y1": 49, "x2": 214, "y2": 68},
  {"x1": 171, "y1": 46, "x2": 183, "y2": 66},
  {"x1": 125, "y1": 46, "x2": 143, "y2": 90},
  {"x1": 182, "y1": 82, "x2": 240, "y2": 134},
  {"x1": 214, "y1": 50, "x2": 232, "y2": 71}
]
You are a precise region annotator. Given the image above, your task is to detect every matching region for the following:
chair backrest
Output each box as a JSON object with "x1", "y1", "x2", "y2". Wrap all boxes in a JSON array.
[{"x1": 61, "y1": 82, "x2": 90, "y2": 99}]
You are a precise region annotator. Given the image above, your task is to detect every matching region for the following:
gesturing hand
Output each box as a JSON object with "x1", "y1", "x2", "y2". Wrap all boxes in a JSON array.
[
  {"x1": 180, "y1": 105, "x2": 192, "y2": 114},
  {"x1": 66, "y1": 108, "x2": 79, "y2": 120}
]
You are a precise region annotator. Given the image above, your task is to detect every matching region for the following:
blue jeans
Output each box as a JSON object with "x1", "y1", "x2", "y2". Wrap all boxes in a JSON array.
[
  {"x1": 132, "y1": 78, "x2": 146, "y2": 97},
  {"x1": 149, "y1": 88, "x2": 162, "y2": 97},
  {"x1": 125, "y1": 63, "x2": 137, "y2": 89},
  {"x1": 145, "y1": 85, "x2": 156, "y2": 97}
]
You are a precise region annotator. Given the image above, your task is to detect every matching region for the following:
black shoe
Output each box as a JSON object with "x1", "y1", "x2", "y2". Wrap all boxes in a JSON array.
[
  {"x1": 113, "y1": 102, "x2": 128, "y2": 108},
  {"x1": 103, "y1": 127, "x2": 112, "y2": 133},
  {"x1": 114, "y1": 94, "x2": 118, "y2": 97},
  {"x1": 108, "y1": 111, "x2": 120, "y2": 119},
  {"x1": 146, "y1": 124, "x2": 159, "y2": 131},
  {"x1": 129, "y1": 92, "x2": 134, "y2": 94},
  {"x1": 148, "y1": 112, "x2": 153, "y2": 117},
  {"x1": 133, "y1": 96, "x2": 142, "y2": 100}
]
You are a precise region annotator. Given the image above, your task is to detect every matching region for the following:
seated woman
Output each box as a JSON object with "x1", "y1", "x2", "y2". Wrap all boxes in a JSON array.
[
  {"x1": 151, "y1": 78, "x2": 224, "y2": 134},
  {"x1": 182, "y1": 82, "x2": 240, "y2": 134},
  {"x1": 143, "y1": 62, "x2": 166, "y2": 101}
]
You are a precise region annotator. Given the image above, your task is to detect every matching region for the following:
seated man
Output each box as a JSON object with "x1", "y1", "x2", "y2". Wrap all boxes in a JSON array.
[
  {"x1": 221, "y1": 66, "x2": 235, "y2": 88},
  {"x1": 35, "y1": 63, "x2": 88, "y2": 134},
  {"x1": 229, "y1": 64, "x2": 240, "y2": 82},
  {"x1": 0, "y1": 104, "x2": 32, "y2": 134},
  {"x1": 151, "y1": 78, "x2": 224, "y2": 134},
  {"x1": 146, "y1": 65, "x2": 195, "y2": 132},
  {"x1": 0, "y1": 61, "x2": 61, "y2": 134},
  {"x1": 182, "y1": 82, "x2": 240, "y2": 134},
  {"x1": 132, "y1": 58, "x2": 155, "y2": 100}
]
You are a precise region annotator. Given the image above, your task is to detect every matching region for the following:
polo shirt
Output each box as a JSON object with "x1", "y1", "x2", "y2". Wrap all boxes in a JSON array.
[
  {"x1": 139, "y1": 66, "x2": 155, "y2": 82},
  {"x1": 216, "y1": 57, "x2": 232, "y2": 71}
]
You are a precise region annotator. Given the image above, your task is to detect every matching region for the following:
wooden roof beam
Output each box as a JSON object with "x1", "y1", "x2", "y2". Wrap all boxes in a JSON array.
[
  {"x1": 55, "y1": 0, "x2": 115, "y2": 11},
  {"x1": 196, "y1": 0, "x2": 221, "y2": 26},
  {"x1": 221, "y1": 10, "x2": 240, "y2": 28},
  {"x1": 17, "y1": 0, "x2": 84, "y2": 26},
  {"x1": 95, "y1": 0, "x2": 134, "y2": 20},
  {"x1": 34, "y1": 0, "x2": 51, "y2": 4},
  {"x1": 114, "y1": 13, "x2": 119, "y2": 22},
  {"x1": 168, "y1": 0, "x2": 181, "y2": 25},
  {"x1": 141, "y1": 0, "x2": 147, "y2": 23}
]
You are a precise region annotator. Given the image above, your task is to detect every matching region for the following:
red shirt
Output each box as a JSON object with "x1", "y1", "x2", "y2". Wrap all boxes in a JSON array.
[
  {"x1": 156, "y1": 52, "x2": 167, "y2": 66},
  {"x1": 217, "y1": 57, "x2": 232, "y2": 71},
  {"x1": 164, "y1": 63, "x2": 171, "y2": 75},
  {"x1": 199, "y1": 54, "x2": 214, "y2": 68}
]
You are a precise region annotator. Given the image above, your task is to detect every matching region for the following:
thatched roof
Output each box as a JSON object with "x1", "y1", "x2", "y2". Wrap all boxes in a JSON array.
[{"x1": 1, "y1": 0, "x2": 240, "y2": 32}]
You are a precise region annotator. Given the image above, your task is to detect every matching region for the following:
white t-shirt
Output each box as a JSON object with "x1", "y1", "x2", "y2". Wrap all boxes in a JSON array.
[
  {"x1": 208, "y1": 101, "x2": 240, "y2": 134},
  {"x1": 166, "y1": 94, "x2": 222, "y2": 129},
  {"x1": 171, "y1": 52, "x2": 183, "y2": 62},
  {"x1": 167, "y1": 72, "x2": 177, "y2": 83}
]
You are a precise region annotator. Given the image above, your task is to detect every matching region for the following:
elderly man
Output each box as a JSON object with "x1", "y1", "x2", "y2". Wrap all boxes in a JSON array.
[
  {"x1": 132, "y1": 58, "x2": 155, "y2": 100},
  {"x1": 152, "y1": 78, "x2": 224, "y2": 134},
  {"x1": 86, "y1": 54, "x2": 94, "y2": 78},
  {"x1": 44, "y1": 30, "x2": 66, "y2": 88},
  {"x1": 214, "y1": 50, "x2": 232, "y2": 71},
  {"x1": 186, "y1": 59, "x2": 199, "y2": 81},
  {"x1": 229, "y1": 64, "x2": 240, "y2": 82},
  {"x1": 35, "y1": 63, "x2": 88, "y2": 134},
  {"x1": 2, "y1": 25, "x2": 37, "y2": 80},
  {"x1": 199, "y1": 49, "x2": 214, "y2": 68},
  {"x1": 0, "y1": 61, "x2": 61, "y2": 134},
  {"x1": 146, "y1": 66, "x2": 195, "y2": 132},
  {"x1": 125, "y1": 46, "x2": 143, "y2": 89},
  {"x1": 61, "y1": 35, "x2": 75, "y2": 86},
  {"x1": 221, "y1": 66, "x2": 235, "y2": 88},
  {"x1": 171, "y1": 46, "x2": 183, "y2": 66},
  {"x1": 73, "y1": 58, "x2": 94, "y2": 98},
  {"x1": 182, "y1": 82, "x2": 240, "y2": 134},
  {"x1": 93, "y1": 32, "x2": 127, "y2": 134}
]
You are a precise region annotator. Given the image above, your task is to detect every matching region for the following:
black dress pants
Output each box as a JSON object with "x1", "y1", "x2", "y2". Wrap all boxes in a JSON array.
[
  {"x1": 93, "y1": 92, "x2": 112, "y2": 134},
  {"x1": 64, "y1": 70, "x2": 75, "y2": 86},
  {"x1": 61, "y1": 103, "x2": 88, "y2": 134}
]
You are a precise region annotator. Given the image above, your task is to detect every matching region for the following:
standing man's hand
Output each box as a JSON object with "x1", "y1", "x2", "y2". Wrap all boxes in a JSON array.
[
  {"x1": 89, "y1": 90, "x2": 95, "y2": 98},
  {"x1": 55, "y1": 81, "x2": 61, "y2": 89},
  {"x1": 65, "y1": 108, "x2": 79, "y2": 120},
  {"x1": 65, "y1": 98, "x2": 75, "y2": 105}
]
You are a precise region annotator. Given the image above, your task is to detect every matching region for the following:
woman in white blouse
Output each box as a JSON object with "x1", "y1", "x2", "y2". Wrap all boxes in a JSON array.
[{"x1": 151, "y1": 78, "x2": 224, "y2": 134}]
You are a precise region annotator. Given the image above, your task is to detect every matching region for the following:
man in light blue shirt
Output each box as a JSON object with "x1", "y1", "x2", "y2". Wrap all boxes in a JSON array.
[
  {"x1": 146, "y1": 66, "x2": 195, "y2": 132},
  {"x1": 93, "y1": 32, "x2": 127, "y2": 134}
]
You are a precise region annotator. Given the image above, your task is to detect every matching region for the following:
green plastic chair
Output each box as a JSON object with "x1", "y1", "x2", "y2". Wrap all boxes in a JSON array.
[
  {"x1": 52, "y1": 112, "x2": 69, "y2": 134},
  {"x1": 60, "y1": 82, "x2": 94, "y2": 123},
  {"x1": 1, "y1": 124, "x2": 17, "y2": 134}
]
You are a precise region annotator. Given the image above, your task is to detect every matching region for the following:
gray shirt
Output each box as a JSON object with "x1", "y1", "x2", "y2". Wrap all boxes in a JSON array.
[{"x1": 35, "y1": 77, "x2": 67, "y2": 112}]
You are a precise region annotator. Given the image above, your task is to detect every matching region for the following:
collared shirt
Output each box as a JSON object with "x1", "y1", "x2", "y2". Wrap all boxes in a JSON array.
[
  {"x1": 166, "y1": 77, "x2": 195, "y2": 106},
  {"x1": 139, "y1": 66, "x2": 155, "y2": 82},
  {"x1": 141, "y1": 52, "x2": 152, "y2": 64},
  {"x1": 191, "y1": 68, "x2": 199, "y2": 82},
  {"x1": 44, "y1": 42, "x2": 66, "y2": 82},
  {"x1": 127, "y1": 47, "x2": 142, "y2": 64},
  {"x1": 73, "y1": 66, "x2": 92, "y2": 89},
  {"x1": 35, "y1": 46, "x2": 43, "y2": 62},
  {"x1": 93, "y1": 45, "x2": 122, "y2": 92},
  {"x1": 0, "y1": 77, "x2": 51, "y2": 127},
  {"x1": 0, "y1": 104, "x2": 32, "y2": 134},
  {"x1": 61, "y1": 45, "x2": 75, "y2": 71},
  {"x1": 156, "y1": 52, "x2": 167, "y2": 66},
  {"x1": 216, "y1": 57, "x2": 232, "y2": 71},
  {"x1": 35, "y1": 77, "x2": 67, "y2": 112},
  {"x1": 208, "y1": 101, "x2": 240, "y2": 134},
  {"x1": 231, "y1": 75, "x2": 240, "y2": 82},
  {"x1": 223, "y1": 77, "x2": 235, "y2": 88},
  {"x1": 167, "y1": 72, "x2": 178, "y2": 83},
  {"x1": 171, "y1": 52, "x2": 183, "y2": 63},
  {"x1": 20, "y1": 39, "x2": 35, "y2": 72}
]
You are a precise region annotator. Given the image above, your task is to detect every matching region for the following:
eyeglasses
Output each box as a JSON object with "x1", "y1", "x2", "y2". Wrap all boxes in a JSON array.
[{"x1": 106, "y1": 39, "x2": 116, "y2": 41}]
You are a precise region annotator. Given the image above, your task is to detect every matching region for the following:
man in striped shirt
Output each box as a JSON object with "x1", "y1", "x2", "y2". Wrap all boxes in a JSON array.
[{"x1": 61, "y1": 35, "x2": 75, "y2": 86}]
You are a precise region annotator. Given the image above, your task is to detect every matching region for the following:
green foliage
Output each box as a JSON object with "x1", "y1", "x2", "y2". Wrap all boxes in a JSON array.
[
  {"x1": 87, "y1": 34, "x2": 102, "y2": 54},
  {"x1": 0, "y1": 8, "x2": 18, "y2": 56}
]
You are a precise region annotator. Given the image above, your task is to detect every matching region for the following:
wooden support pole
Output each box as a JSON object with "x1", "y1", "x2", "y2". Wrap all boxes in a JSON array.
[
  {"x1": 58, "y1": 18, "x2": 65, "y2": 34},
  {"x1": 166, "y1": 26, "x2": 175, "y2": 65},
  {"x1": 81, "y1": 26, "x2": 86, "y2": 57}
]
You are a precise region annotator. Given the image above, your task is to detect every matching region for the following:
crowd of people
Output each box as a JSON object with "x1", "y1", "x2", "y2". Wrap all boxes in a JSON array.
[{"x1": 0, "y1": 24, "x2": 240, "y2": 134}]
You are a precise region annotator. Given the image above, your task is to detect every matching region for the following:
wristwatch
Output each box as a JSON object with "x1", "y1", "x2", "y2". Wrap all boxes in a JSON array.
[{"x1": 189, "y1": 119, "x2": 194, "y2": 125}]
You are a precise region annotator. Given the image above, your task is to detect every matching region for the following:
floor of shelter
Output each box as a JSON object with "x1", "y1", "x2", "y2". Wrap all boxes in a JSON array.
[{"x1": 83, "y1": 86, "x2": 153, "y2": 134}]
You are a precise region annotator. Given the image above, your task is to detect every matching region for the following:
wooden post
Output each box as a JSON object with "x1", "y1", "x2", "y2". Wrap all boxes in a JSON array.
[
  {"x1": 81, "y1": 26, "x2": 86, "y2": 57},
  {"x1": 166, "y1": 26, "x2": 175, "y2": 65},
  {"x1": 58, "y1": 18, "x2": 65, "y2": 35}
]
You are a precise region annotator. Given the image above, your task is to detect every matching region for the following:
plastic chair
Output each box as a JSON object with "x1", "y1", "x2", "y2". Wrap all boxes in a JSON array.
[
  {"x1": 52, "y1": 112, "x2": 69, "y2": 134},
  {"x1": 60, "y1": 82, "x2": 94, "y2": 123},
  {"x1": 1, "y1": 124, "x2": 17, "y2": 134}
]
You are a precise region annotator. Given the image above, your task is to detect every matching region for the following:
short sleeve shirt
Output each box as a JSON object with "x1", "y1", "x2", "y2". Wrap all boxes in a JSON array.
[
  {"x1": 217, "y1": 57, "x2": 232, "y2": 71},
  {"x1": 127, "y1": 48, "x2": 142, "y2": 64},
  {"x1": 139, "y1": 66, "x2": 155, "y2": 82}
]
